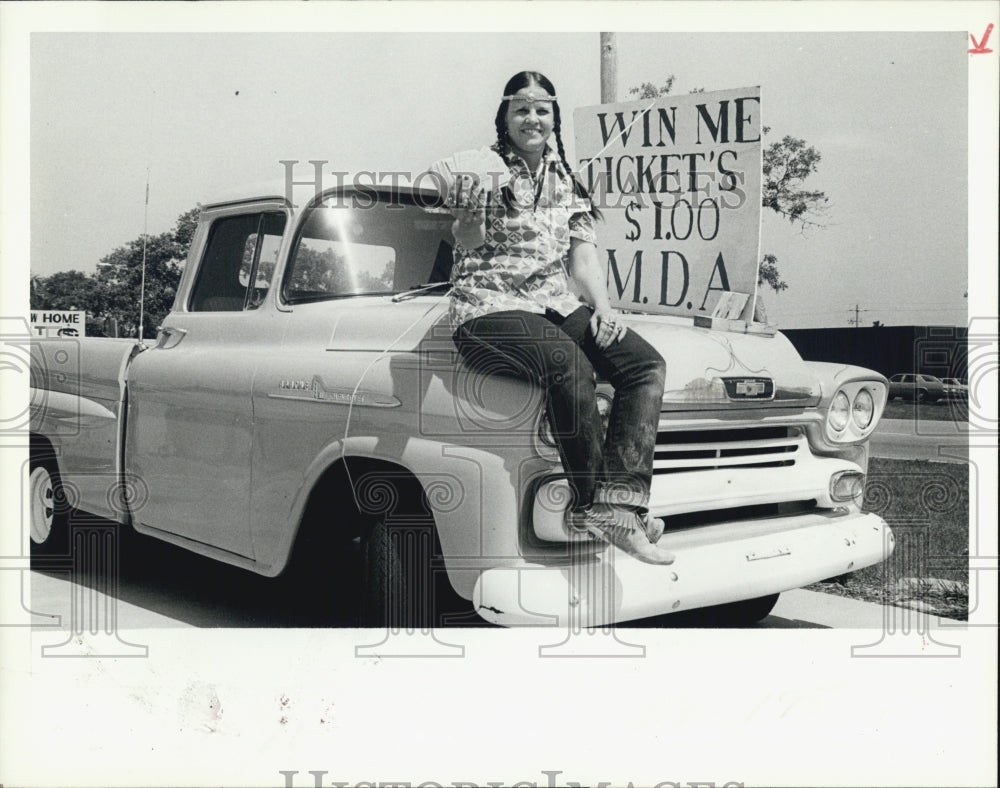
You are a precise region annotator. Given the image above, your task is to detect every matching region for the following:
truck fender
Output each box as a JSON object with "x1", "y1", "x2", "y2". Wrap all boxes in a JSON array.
[{"x1": 263, "y1": 437, "x2": 518, "y2": 594}]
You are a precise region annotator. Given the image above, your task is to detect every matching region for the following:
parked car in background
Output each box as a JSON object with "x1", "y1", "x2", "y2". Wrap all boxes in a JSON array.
[
  {"x1": 888, "y1": 373, "x2": 947, "y2": 402},
  {"x1": 940, "y1": 377, "x2": 969, "y2": 400}
]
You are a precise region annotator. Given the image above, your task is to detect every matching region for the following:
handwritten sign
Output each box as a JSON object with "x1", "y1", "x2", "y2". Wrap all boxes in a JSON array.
[
  {"x1": 29, "y1": 310, "x2": 85, "y2": 337},
  {"x1": 574, "y1": 87, "x2": 762, "y2": 319}
]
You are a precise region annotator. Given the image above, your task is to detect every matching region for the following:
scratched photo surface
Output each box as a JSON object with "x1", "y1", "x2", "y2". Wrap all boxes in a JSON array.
[{"x1": 2, "y1": 5, "x2": 997, "y2": 788}]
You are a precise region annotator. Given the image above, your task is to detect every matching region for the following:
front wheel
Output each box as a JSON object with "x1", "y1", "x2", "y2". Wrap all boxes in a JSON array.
[
  {"x1": 698, "y1": 593, "x2": 780, "y2": 626},
  {"x1": 358, "y1": 517, "x2": 474, "y2": 628},
  {"x1": 360, "y1": 517, "x2": 415, "y2": 627},
  {"x1": 306, "y1": 513, "x2": 474, "y2": 628}
]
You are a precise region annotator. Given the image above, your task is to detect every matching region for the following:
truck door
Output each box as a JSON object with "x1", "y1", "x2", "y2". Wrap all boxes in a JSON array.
[{"x1": 124, "y1": 204, "x2": 287, "y2": 558}]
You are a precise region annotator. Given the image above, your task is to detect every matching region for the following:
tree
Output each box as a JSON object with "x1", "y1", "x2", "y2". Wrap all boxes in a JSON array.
[
  {"x1": 757, "y1": 254, "x2": 786, "y2": 294},
  {"x1": 173, "y1": 206, "x2": 200, "y2": 249},
  {"x1": 286, "y1": 245, "x2": 352, "y2": 294},
  {"x1": 31, "y1": 270, "x2": 114, "y2": 336},
  {"x1": 762, "y1": 134, "x2": 828, "y2": 228},
  {"x1": 628, "y1": 77, "x2": 829, "y2": 293},
  {"x1": 93, "y1": 231, "x2": 184, "y2": 339},
  {"x1": 358, "y1": 260, "x2": 395, "y2": 292},
  {"x1": 31, "y1": 207, "x2": 199, "y2": 338},
  {"x1": 30, "y1": 270, "x2": 98, "y2": 311},
  {"x1": 629, "y1": 78, "x2": 676, "y2": 99},
  {"x1": 29, "y1": 274, "x2": 47, "y2": 309}
]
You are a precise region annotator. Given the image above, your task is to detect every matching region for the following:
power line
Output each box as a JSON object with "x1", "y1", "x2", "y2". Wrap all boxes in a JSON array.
[
  {"x1": 869, "y1": 307, "x2": 968, "y2": 313},
  {"x1": 776, "y1": 306, "x2": 965, "y2": 317},
  {"x1": 846, "y1": 302, "x2": 968, "y2": 307}
]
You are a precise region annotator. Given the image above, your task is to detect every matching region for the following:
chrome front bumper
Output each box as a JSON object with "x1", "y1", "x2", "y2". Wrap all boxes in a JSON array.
[{"x1": 474, "y1": 510, "x2": 894, "y2": 627}]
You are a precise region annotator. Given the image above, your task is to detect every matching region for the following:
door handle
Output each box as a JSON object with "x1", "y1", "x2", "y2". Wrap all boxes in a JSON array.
[{"x1": 155, "y1": 326, "x2": 188, "y2": 349}]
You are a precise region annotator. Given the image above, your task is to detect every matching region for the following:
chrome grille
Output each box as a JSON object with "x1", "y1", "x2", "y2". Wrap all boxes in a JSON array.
[{"x1": 653, "y1": 426, "x2": 802, "y2": 474}]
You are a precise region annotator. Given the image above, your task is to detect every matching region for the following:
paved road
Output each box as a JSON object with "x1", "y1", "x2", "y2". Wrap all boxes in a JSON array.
[
  {"x1": 26, "y1": 533, "x2": 958, "y2": 631},
  {"x1": 870, "y1": 418, "x2": 970, "y2": 463}
]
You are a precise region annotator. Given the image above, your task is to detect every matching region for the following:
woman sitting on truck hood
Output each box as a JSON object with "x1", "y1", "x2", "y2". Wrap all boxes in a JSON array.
[{"x1": 428, "y1": 71, "x2": 673, "y2": 565}]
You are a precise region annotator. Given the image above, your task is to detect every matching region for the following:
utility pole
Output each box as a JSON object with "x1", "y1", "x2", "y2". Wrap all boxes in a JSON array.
[
  {"x1": 847, "y1": 304, "x2": 868, "y2": 327},
  {"x1": 600, "y1": 33, "x2": 617, "y2": 103}
]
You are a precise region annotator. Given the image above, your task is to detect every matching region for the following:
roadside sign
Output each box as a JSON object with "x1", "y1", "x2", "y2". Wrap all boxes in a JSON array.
[
  {"x1": 574, "y1": 86, "x2": 763, "y2": 319},
  {"x1": 29, "y1": 309, "x2": 85, "y2": 337}
]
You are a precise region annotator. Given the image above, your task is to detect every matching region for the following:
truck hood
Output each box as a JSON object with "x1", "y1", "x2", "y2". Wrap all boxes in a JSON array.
[
  {"x1": 325, "y1": 298, "x2": 820, "y2": 410},
  {"x1": 322, "y1": 297, "x2": 453, "y2": 352},
  {"x1": 623, "y1": 314, "x2": 821, "y2": 410}
]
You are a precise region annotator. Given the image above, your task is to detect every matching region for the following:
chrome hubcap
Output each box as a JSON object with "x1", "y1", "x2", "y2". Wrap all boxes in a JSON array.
[{"x1": 29, "y1": 466, "x2": 54, "y2": 544}]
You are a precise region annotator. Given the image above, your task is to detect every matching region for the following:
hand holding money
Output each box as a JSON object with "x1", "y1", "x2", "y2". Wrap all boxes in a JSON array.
[{"x1": 426, "y1": 147, "x2": 509, "y2": 248}]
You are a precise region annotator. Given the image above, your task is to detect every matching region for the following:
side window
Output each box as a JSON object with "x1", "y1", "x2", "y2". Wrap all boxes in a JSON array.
[
  {"x1": 238, "y1": 214, "x2": 284, "y2": 309},
  {"x1": 189, "y1": 211, "x2": 286, "y2": 312}
]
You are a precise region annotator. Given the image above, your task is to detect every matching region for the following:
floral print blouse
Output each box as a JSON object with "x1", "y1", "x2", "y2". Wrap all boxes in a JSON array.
[{"x1": 441, "y1": 144, "x2": 597, "y2": 330}]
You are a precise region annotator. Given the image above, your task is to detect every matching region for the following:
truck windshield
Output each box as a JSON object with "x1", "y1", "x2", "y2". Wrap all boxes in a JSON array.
[{"x1": 282, "y1": 193, "x2": 456, "y2": 304}]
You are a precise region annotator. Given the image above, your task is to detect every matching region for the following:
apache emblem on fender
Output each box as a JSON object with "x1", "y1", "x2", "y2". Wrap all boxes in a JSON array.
[
  {"x1": 269, "y1": 376, "x2": 400, "y2": 407},
  {"x1": 722, "y1": 376, "x2": 775, "y2": 400}
]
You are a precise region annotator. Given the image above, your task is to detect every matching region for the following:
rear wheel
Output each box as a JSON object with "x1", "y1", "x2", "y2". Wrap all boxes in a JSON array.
[{"x1": 29, "y1": 456, "x2": 69, "y2": 556}]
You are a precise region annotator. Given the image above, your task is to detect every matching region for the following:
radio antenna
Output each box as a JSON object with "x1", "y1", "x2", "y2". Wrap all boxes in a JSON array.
[
  {"x1": 137, "y1": 169, "x2": 149, "y2": 341},
  {"x1": 137, "y1": 90, "x2": 155, "y2": 344}
]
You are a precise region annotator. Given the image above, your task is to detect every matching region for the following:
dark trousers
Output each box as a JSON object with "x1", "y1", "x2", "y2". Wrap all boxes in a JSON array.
[{"x1": 454, "y1": 306, "x2": 666, "y2": 509}]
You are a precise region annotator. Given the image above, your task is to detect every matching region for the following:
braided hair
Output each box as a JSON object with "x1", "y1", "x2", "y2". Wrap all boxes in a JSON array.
[{"x1": 493, "y1": 71, "x2": 602, "y2": 220}]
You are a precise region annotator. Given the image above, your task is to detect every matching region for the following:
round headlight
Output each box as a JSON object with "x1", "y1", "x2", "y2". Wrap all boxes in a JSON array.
[
  {"x1": 852, "y1": 388, "x2": 875, "y2": 429},
  {"x1": 829, "y1": 391, "x2": 851, "y2": 432}
]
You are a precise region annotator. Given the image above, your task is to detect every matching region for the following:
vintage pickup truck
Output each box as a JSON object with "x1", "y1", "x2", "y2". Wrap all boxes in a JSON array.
[{"x1": 29, "y1": 183, "x2": 894, "y2": 627}]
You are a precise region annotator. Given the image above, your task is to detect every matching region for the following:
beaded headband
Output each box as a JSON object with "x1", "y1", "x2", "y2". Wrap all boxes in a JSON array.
[{"x1": 502, "y1": 92, "x2": 557, "y2": 102}]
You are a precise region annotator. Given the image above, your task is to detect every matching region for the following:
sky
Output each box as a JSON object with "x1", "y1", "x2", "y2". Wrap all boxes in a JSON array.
[{"x1": 25, "y1": 29, "x2": 973, "y2": 328}]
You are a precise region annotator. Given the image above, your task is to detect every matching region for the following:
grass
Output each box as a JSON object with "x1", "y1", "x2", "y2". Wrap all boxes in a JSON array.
[
  {"x1": 806, "y1": 457, "x2": 970, "y2": 619},
  {"x1": 882, "y1": 397, "x2": 968, "y2": 422}
]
